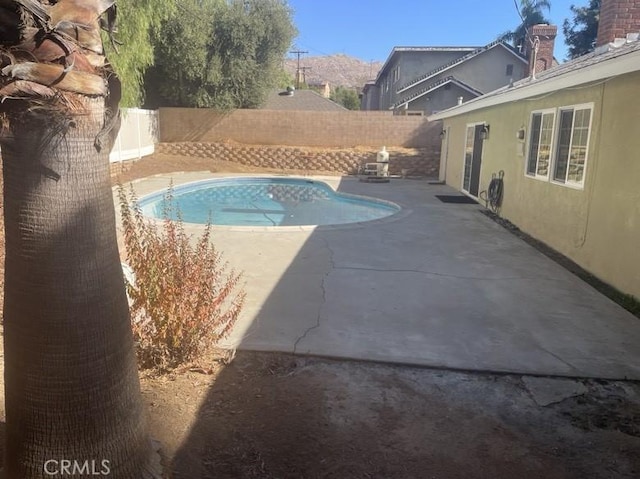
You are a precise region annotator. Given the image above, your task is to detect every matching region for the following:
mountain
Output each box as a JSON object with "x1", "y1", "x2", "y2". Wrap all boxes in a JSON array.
[{"x1": 284, "y1": 54, "x2": 383, "y2": 90}]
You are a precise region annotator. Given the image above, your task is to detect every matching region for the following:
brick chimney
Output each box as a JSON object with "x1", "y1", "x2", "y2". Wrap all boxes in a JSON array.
[
  {"x1": 597, "y1": 0, "x2": 640, "y2": 46},
  {"x1": 525, "y1": 24, "x2": 557, "y2": 77}
]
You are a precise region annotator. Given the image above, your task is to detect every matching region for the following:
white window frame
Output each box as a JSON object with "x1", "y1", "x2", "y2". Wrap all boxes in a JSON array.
[
  {"x1": 550, "y1": 103, "x2": 594, "y2": 190},
  {"x1": 461, "y1": 121, "x2": 486, "y2": 195},
  {"x1": 393, "y1": 66, "x2": 400, "y2": 83},
  {"x1": 525, "y1": 108, "x2": 556, "y2": 181},
  {"x1": 523, "y1": 103, "x2": 594, "y2": 190}
]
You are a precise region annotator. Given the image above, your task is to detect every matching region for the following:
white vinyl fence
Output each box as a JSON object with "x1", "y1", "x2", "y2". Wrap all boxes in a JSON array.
[{"x1": 109, "y1": 108, "x2": 158, "y2": 163}]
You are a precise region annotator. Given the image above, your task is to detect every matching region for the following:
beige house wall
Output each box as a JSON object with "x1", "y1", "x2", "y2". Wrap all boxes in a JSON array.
[
  {"x1": 440, "y1": 71, "x2": 640, "y2": 298},
  {"x1": 586, "y1": 72, "x2": 640, "y2": 298}
]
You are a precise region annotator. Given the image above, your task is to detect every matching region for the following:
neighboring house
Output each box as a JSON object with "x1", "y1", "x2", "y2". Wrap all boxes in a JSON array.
[
  {"x1": 428, "y1": 0, "x2": 640, "y2": 299},
  {"x1": 307, "y1": 81, "x2": 331, "y2": 98},
  {"x1": 360, "y1": 81, "x2": 378, "y2": 110},
  {"x1": 361, "y1": 39, "x2": 531, "y2": 114},
  {"x1": 261, "y1": 88, "x2": 346, "y2": 111}
]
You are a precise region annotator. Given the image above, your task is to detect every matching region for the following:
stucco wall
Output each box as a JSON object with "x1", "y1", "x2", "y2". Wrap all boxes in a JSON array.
[
  {"x1": 440, "y1": 71, "x2": 640, "y2": 298},
  {"x1": 398, "y1": 51, "x2": 465, "y2": 88},
  {"x1": 391, "y1": 46, "x2": 527, "y2": 114},
  {"x1": 448, "y1": 46, "x2": 527, "y2": 92},
  {"x1": 361, "y1": 85, "x2": 380, "y2": 110},
  {"x1": 584, "y1": 71, "x2": 640, "y2": 298},
  {"x1": 383, "y1": 50, "x2": 466, "y2": 109},
  {"x1": 159, "y1": 108, "x2": 435, "y2": 148},
  {"x1": 410, "y1": 83, "x2": 476, "y2": 116}
]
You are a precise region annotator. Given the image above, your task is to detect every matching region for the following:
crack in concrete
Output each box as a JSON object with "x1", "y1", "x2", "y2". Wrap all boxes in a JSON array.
[
  {"x1": 537, "y1": 346, "x2": 581, "y2": 375},
  {"x1": 293, "y1": 237, "x2": 335, "y2": 355},
  {"x1": 333, "y1": 265, "x2": 559, "y2": 282}
]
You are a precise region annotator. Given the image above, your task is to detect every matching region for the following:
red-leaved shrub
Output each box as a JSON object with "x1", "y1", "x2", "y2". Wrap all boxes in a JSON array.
[{"x1": 118, "y1": 185, "x2": 245, "y2": 370}]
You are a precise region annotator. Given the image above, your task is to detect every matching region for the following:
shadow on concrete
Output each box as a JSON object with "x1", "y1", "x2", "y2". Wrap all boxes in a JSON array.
[{"x1": 160, "y1": 175, "x2": 640, "y2": 477}]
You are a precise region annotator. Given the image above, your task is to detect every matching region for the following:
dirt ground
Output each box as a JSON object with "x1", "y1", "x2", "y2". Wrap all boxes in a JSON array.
[
  {"x1": 145, "y1": 352, "x2": 640, "y2": 479},
  {"x1": 1, "y1": 152, "x2": 640, "y2": 478}
]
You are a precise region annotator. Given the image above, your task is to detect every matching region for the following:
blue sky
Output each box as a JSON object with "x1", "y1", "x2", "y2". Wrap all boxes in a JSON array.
[{"x1": 288, "y1": 0, "x2": 582, "y2": 63}]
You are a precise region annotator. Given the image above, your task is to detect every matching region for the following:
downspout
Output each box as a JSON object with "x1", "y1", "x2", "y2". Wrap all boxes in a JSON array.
[{"x1": 439, "y1": 125, "x2": 450, "y2": 183}]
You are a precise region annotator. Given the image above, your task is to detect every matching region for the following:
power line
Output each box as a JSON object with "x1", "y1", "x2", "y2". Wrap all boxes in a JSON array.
[
  {"x1": 299, "y1": 66, "x2": 312, "y2": 85},
  {"x1": 289, "y1": 49, "x2": 308, "y2": 88}
]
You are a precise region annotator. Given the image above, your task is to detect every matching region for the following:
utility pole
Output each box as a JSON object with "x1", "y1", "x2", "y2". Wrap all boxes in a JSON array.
[
  {"x1": 300, "y1": 66, "x2": 312, "y2": 87},
  {"x1": 289, "y1": 49, "x2": 308, "y2": 89}
]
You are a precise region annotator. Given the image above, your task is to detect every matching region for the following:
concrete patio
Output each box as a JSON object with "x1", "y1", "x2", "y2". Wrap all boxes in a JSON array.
[{"x1": 126, "y1": 173, "x2": 640, "y2": 380}]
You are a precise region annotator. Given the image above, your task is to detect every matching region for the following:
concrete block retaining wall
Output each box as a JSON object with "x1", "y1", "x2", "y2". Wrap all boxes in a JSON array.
[
  {"x1": 157, "y1": 142, "x2": 439, "y2": 177},
  {"x1": 159, "y1": 108, "x2": 440, "y2": 149}
]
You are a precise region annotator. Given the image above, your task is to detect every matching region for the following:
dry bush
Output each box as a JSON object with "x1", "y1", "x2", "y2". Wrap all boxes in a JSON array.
[{"x1": 118, "y1": 185, "x2": 245, "y2": 370}]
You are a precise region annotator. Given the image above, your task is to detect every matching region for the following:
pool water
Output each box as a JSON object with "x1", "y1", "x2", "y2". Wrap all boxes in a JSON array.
[{"x1": 139, "y1": 177, "x2": 400, "y2": 227}]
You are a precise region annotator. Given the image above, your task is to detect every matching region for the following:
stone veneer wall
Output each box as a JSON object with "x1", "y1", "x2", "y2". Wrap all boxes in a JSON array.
[{"x1": 157, "y1": 142, "x2": 440, "y2": 177}]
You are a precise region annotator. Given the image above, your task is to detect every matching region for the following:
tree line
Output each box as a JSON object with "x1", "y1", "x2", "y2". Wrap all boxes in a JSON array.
[
  {"x1": 111, "y1": 0, "x2": 296, "y2": 109},
  {"x1": 110, "y1": 0, "x2": 601, "y2": 109},
  {"x1": 502, "y1": 0, "x2": 601, "y2": 60}
]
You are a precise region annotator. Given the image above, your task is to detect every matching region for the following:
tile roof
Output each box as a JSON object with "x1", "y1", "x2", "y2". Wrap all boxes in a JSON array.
[
  {"x1": 376, "y1": 42, "x2": 525, "y2": 85},
  {"x1": 487, "y1": 38, "x2": 640, "y2": 99},
  {"x1": 261, "y1": 89, "x2": 347, "y2": 112},
  {"x1": 392, "y1": 46, "x2": 480, "y2": 53},
  {"x1": 393, "y1": 76, "x2": 484, "y2": 109},
  {"x1": 429, "y1": 37, "x2": 640, "y2": 120},
  {"x1": 395, "y1": 41, "x2": 526, "y2": 94}
]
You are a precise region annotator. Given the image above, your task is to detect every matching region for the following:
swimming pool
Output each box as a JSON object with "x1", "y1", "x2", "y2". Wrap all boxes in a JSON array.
[{"x1": 138, "y1": 177, "x2": 400, "y2": 227}]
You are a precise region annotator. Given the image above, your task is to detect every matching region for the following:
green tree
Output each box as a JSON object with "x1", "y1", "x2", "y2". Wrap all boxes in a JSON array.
[
  {"x1": 500, "y1": 0, "x2": 552, "y2": 51},
  {"x1": 563, "y1": 0, "x2": 600, "y2": 59},
  {"x1": 0, "y1": 1, "x2": 158, "y2": 476},
  {"x1": 331, "y1": 86, "x2": 360, "y2": 110},
  {"x1": 147, "y1": 0, "x2": 296, "y2": 109},
  {"x1": 105, "y1": 0, "x2": 176, "y2": 107},
  {"x1": 144, "y1": 0, "x2": 219, "y2": 108}
]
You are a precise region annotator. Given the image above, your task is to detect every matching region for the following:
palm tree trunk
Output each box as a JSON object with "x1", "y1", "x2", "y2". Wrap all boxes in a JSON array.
[
  {"x1": 1, "y1": 98, "x2": 158, "y2": 477},
  {"x1": 1, "y1": 1, "x2": 161, "y2": 476}
]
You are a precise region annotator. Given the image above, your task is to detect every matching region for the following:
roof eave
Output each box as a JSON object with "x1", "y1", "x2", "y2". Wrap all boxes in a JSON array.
[
  {"x1": 428, "y1": 49, "x2": 640, "y2": 121},
  {"x1": 375, "y1": 45, "x2": 483, "y2": 85},
  {"x1": 496, "y1": 42, "x2": 529, "y2": 63},
  {"x1": 375, "y1": 48, "x2": 401, "y2": 84},
  {"x1": 396, "y1": 41, "x2": 527, "y2": 95},
  {"x1": 394, "y1": 78, "x2": 482, "y2": 109}
]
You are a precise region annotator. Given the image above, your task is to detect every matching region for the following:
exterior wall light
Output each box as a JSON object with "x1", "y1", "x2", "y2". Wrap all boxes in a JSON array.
[
  {"x1": 517, "y1": 127, "x2": 526, "y2": 140},
  {"x1": 480, "y1": 124, "x2": 490, "y2": 140},
  {"x1": 439, "y1": 129, "x2": 447, "y2": 140}
]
